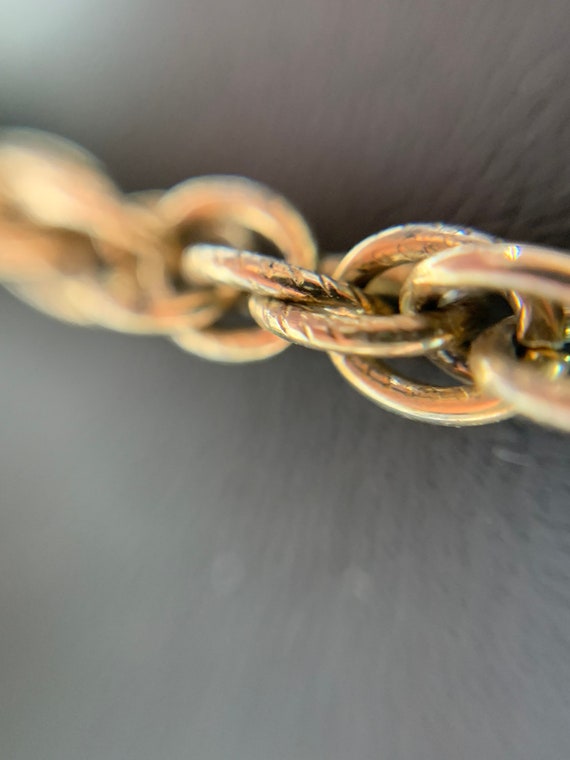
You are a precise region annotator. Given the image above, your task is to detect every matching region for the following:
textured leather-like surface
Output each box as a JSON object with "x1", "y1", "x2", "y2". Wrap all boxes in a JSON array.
[{"x1": 1, "y1": 2, "x2": 570, "y2": 759}]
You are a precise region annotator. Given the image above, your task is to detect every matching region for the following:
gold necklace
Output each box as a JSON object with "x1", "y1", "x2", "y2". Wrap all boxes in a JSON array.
[{"x1": 1, "y1": 128, "x2": 569, "y2": 430}]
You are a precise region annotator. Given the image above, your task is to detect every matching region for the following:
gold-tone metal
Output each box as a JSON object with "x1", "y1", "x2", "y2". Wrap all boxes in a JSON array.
[
  {"x1": 333, "y1": 355, "x2": 514, "y2": 425},
  {"x1": 160, "y1": 177, "x2": 318, "y2": 362},
  {"x1": 330, "y1": 224, "x2": 496, "y2": 287},
  {"x1": 3, "y1": 127, "x2": 570, "y2": 430},
  {"x1": 470, "y1": 316, "x2": 570, "y2": 432},
  {"x1": 338, "y1": 224, "x2": 499, "y2": 382},
  {"x1": 173, "y1": 323, "x2": 293, "y2": 363},
  {"x1": 248, "y1": 296, "x2": 453, "y2": 357},
  {"x1": 183, "y1": 244, "x2": 374, "y2": 311},
  {"x1": 7, "y1": 238, "x2": 229, "y2": 335},
  {"x1": 329, "y1": 225, "x2": 513, "y2": 425},
  {"x1": 400, "y1": 242, "x2": 570, "y2": 336},
  {"x1": 0, "y1": 129, "x2": 138, "y2": 253},
  {"x1": 400, "y1": 240, "x2": 570, "y2": 378},
  {"x1": 0, "y1": 217, "x2": 94, "y2": 281},
  {"x1": 0, "y1": 131, "x2": 228, "y2": 334},
  {"x1": 318, "y1": 253, "x2": 345, "y2": 278},
  {"x1": 6, "y1": 279, "x2": 97, "y2": 325},
  {"x1": 59, "y1": 275, "x2": 230, "y2": 335}
]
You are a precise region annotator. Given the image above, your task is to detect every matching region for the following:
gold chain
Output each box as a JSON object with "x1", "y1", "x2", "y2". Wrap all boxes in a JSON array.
[{"x1": 1, "y1": 128, "x2": 569, "y2": 430}]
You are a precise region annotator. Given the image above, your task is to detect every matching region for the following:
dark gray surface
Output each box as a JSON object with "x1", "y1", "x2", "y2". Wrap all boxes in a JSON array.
[{"x1": 2, "y1": 2, "x2": 570, "y2": 759}]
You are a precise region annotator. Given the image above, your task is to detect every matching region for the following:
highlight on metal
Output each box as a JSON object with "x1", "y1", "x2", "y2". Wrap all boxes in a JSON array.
[{"x1": 1, "y1": 129, "x2": 569, "y2": 429}]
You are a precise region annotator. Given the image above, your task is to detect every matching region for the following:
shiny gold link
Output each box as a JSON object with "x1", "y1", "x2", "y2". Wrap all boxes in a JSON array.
[
  {"x1": 333, "y1": 223, "x2": 497, "y2": 287},
  {"x1": 159, "y1": 177, "x2": 318, "y2": 362},
  {"x1": 328, "y1": 225, "x2": 513, "y2": 425},
  {"x1": 248, "y1": 295, "x2": 453, "y2": 357},
  {"x1": 158, "y1": 175, "x2": 316, "y2": 260},
  {"x1": 341, "y1": 224, "x2": 499, "y2": 382},
  {"x1": 333, "y1": 355, "x2": 514, "y2": 425},
  {"x1": 470, "y1": 316, "x2": 570, "y2": 431},
  {"x1": 400, "y1": 242, "x2": 570, "y2": 347},
  {"x1": 399, "y1": 242, "x2": 570, "y2": 432},
  {"x1": 3, "y1": 127, "x2": 570, "y2": 430},
  {"x1": 183, "y1": 244, "x2": 376, "y2": 311}
]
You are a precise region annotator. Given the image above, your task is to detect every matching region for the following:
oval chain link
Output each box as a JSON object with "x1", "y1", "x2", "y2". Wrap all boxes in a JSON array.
[
  {"x1": 1, "y1": 129, "x2": 569, "y2": 430},
  {"x1": 327, "y1": 226, "x2": 515, "y2": 426},
  {"x1": 159, "y1": 176, "x2": 318, "y2": 362}
]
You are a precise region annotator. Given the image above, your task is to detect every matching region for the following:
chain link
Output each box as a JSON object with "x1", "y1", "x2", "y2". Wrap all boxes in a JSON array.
[{"x1": 1, "y1": 129, "x2": 569, "y2": 430}]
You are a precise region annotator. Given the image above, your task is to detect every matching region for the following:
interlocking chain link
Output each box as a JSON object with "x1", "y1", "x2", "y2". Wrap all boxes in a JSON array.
[{"x1": 1, "y1": 129, "x2": 569, "y2": 430}]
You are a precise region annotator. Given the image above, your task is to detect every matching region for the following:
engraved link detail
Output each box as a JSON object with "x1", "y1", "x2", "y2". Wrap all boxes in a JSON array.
[{"x1": 1, "y1": 129, "x2": 569, "y2": 429}]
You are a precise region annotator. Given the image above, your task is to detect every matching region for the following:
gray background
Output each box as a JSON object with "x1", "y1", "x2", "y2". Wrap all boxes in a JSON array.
[{"x1": 1, "y1": 2, "x2": 570, "y2": 759}]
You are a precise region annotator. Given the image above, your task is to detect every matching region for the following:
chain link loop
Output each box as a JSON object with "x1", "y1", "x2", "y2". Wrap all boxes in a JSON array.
[{"x1": 1, "y1": 129, "x2": 569, "y2": 430}]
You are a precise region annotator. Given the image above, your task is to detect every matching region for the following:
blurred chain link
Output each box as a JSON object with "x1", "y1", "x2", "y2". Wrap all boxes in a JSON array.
[{"x1": 1, "y1": 129, "x2": 569, "y2": 429}]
